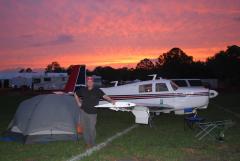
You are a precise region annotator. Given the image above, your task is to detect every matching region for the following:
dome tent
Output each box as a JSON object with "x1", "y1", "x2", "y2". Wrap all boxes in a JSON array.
[{"x1": 8, "y1": 94, "x2": 80, "y2": 144}]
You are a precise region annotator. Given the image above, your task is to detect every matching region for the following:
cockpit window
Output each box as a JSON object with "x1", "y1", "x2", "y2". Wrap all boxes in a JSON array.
[
  {"x1": 139, "y1": 84, "x2": 152, "y2": 93},
  {"x1": 172, "y1": 80, "x2": 188, "y2": 87},
  {"x1": 170, "y1": 81, "x2": 178, "y2": 91},
  {"x1": 156, "y1": 83, "x2": 168, "y2": 92}
]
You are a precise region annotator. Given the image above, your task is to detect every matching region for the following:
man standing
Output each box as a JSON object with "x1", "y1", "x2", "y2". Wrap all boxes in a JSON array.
[{"x1": 74, "y1": 76, "x2": 115, "y2": 148}]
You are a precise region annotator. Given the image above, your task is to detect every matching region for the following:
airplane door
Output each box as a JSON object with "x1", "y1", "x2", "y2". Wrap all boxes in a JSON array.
[{"x1": 155, "y1": 83, "x2": 174, "y2": 106}]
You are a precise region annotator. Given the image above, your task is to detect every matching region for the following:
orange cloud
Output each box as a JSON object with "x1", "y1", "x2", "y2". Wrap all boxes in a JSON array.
[{"x1": 0, "y1": 0, "x2": 240, "y2": 71}]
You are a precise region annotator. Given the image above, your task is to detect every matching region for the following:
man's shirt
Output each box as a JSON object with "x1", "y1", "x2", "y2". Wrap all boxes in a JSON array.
[{"x1": 76, "y1": 87, "x2": 105, "y2": 114}]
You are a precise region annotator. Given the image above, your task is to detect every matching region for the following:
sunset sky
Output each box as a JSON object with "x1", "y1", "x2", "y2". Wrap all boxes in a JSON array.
[{"x1": 0, "y1": 0, "x2": 239, "y2": 71}]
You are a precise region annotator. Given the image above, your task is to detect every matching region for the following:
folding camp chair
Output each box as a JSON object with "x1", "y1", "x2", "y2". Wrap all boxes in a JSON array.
[
  {"x1": 184, "y1": 113, "x2": 205, "y2": 130},
  {"x1": 195, "y1": 120, "x2": 234, "y2": 141}
]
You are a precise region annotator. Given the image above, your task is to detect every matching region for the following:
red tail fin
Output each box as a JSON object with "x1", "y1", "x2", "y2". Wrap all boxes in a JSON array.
[{"x1": 64, "y1": 65, "x2": 86, "y2": 93}]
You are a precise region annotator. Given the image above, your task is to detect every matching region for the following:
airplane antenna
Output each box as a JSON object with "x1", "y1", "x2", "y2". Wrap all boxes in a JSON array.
[
  {"x1": 148, "y1": 74, "x2": 157, "y2": 80},
  {"x1": 111, "y1": 81, "x2": 118, "y2": 87}
]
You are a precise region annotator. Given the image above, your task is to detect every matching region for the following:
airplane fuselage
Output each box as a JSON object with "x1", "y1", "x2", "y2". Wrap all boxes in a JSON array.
[{"x1": 100, "y1": 79, "x2": 215, "y2": 115}]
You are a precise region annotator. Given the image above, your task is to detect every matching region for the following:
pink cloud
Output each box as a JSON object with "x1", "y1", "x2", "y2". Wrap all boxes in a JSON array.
[{"x1": 0, "y1": 0, "x2": 239, "y2": 71}]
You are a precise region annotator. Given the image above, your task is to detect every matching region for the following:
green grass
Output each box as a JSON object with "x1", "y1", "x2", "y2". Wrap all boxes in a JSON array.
[
  {"x1": 0, "y1": 92, "x2": 239, "y2": 161},
  {"x1": 83, "y1": 111, "x2": 240, "y2": 161},
  {"x1": 211, "y1": 92, "x2": 240, "y2": 113}
]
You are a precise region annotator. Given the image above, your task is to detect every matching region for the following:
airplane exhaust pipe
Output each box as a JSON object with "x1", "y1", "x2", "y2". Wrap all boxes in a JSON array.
[{"x1": 209, "y1": 90, "x2": 218, "y2": 98}]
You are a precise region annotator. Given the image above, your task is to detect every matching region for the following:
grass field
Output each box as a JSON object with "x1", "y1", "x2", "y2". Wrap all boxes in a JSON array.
[{"x1": 0, "y1": 91, "x2": 239, "y2": 161}]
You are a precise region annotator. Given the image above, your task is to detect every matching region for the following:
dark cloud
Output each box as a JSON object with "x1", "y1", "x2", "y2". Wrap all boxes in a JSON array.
[{"x1": 32, "y1": 34, "x2": 74, "y2": 47}]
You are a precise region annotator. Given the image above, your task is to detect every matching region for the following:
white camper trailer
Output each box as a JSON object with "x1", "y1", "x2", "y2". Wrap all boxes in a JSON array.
[
  {"x1": 32, "y1": 73, "x2": 68, "y2": 90},
  {"x1": 0, "y1": 71, "x2": 68, "y2": 90},
  {"x1": 0, "y1": 72, "x2": 33, "y2": 89}
]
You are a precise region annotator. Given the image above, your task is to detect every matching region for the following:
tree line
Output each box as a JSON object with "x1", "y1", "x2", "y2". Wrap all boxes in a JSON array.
[
  {"x1": 23, "y1": 45, "x2": 240, "y2": 87},
  {"x1": 90, "y1": 45, "x2": 240, "y2": 87}
]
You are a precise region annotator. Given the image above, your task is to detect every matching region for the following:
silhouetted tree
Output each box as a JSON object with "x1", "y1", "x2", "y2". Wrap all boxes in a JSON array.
[
  {"x1": 19, "y1": 68, "x2": 33, "y2": 73},
  {"x1": 25, "y1": 68, "x2": 32, "y2": 73},
  {"x1": 206, "y1": 45, "x2": 240, "y2": 85},
  {"x1": 92, "y1": 66, "x2": 116, "y2": 82},
  {"x1": 136, "y1": 58, "x2": 155, "y2": 70},
  {"x1": 91, "y1": 66, "x2": 136, "y2": 85},
  {"x1": 134, "y1": 59, "x2": 155, "y2": 80},
  {"x1": 188, "y1": 61, "x2": 211, "y2": 78},
  {"x1": 19, "y1": 68, "x2": 25, "y2": 73},
  {"x1": 115, "y1": 67, "x2": 135, "y2": 81},
  {"x1": 156, "y1": 48, "x2": 194, "y2": 78},
  {"x1": 45, "y1": 61, "x2": 66, "y2": 73}
]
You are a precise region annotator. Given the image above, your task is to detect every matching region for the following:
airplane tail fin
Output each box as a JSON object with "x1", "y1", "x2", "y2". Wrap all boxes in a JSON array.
[{"x1": 64, "y1": 65, "x2": 86, "y2": 93}]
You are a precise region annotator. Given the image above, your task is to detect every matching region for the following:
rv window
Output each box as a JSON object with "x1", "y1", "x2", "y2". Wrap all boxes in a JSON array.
[
  {"x1": 139, "y1": 84, "x2": 152, "y2": 93},
  {"x1": 188, "y1": 80, "x2": 202, "y2": 86},
  {"x1": 172, "y1": 80, "x2": 188, "y2": 87},
  {"x1": 156, "y1": 83, "x2": 168, "y2": 92},
  {"x1": 44, "y1": 77, "x2": 51, "y2": 82},
  {"x1": 33, "y1": 78, "x2": 41, "y2": 83}
]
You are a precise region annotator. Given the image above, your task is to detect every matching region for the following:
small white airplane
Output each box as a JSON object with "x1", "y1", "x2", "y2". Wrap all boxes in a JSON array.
[
  {"x1": 62, "y1": 65, "x2": 218, "y2": 125},
  {"x1": 95, "y1": 75, "x2": 218, "y2": 124}
]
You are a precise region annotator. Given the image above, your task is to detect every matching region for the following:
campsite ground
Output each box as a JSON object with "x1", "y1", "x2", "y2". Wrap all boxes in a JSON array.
[{"x1": 0, "y1": 91, "x2": 239, "y2": 161}]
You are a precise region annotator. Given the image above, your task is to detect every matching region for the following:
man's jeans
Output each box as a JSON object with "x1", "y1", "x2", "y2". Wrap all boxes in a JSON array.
[{"x1": 80, "y1": 109, "x2": 97, "y2": 145}]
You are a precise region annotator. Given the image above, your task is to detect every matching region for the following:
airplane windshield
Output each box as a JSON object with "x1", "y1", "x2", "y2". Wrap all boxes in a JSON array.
[{"x1": 170, "y1": 81, "x2": 178, "y2": 91}]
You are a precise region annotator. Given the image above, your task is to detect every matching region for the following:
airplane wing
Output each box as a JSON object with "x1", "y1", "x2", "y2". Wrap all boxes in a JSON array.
[
  {"x1": 95, "y1": 102, "x2": 136, "y2": 111},
  {"x1": 95, "y1": 102, "x2": 174, "y2": 112},
  {"x1": 95, "y1": 102, "x2": 175, "y2": 124},
  {"x1": 135, "y1": 103, "x2": 172, "y2": 108},
  {"x1": 135, "y1": 103, "x2": 174, "y2": 112},
  {"x1": 95, "y1": 102, "x2": 136, "y2": 108}
]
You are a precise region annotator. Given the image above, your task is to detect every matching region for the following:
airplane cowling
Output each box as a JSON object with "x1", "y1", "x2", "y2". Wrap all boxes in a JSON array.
[{"x1": 209, "y1": 90, "x2": 218, "y2": 98}]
